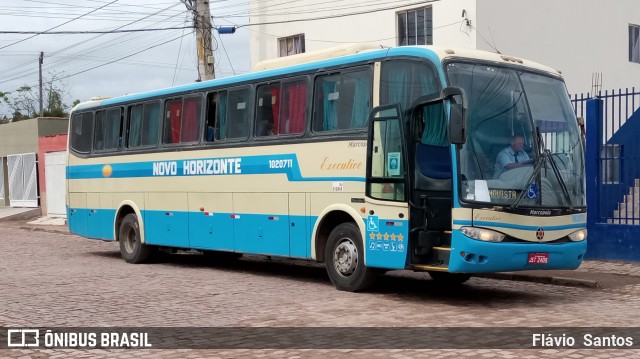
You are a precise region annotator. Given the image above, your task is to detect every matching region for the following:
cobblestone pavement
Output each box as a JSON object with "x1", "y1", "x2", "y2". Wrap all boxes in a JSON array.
[{"x1": 1, "y1": 226, "x2": 639, "y2": 358}]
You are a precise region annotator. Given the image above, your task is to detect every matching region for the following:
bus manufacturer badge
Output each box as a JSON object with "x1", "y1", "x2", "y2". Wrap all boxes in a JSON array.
[
  {"x1": 527, "y1": 183, "x2": 538, "y2": 199},
  {"x1": 536, "y1": 227, "x2": 545, "y2": 240}
]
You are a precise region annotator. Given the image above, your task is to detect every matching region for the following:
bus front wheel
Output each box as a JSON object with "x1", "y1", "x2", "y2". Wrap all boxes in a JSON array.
[
  {"x1": 325, "y1": 223, "x2": 377, "y2": 292},
  {"x1": 119, "y1": 213, "x2": 153, "y2": 264}
]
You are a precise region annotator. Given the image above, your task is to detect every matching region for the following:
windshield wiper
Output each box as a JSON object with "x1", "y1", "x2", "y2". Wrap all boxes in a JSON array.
[
  {"x1": 510, "y1": 127, "x2": 574, "y2": 210},
  {"x1": 546, "y1": 149, "x2": 574, "y2": 210},
  {"x1": 509, "y1": 150, "x2": 545, "y2": 210}
]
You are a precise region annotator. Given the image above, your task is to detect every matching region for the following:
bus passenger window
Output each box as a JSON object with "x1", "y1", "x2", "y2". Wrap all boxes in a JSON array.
[
  {"x1": 205, "y1": 92, "x2": 218, "y2": 142},
  {"x1": 280, "y1": 79, "x2": 307, "y2": 135},
  {"x1": 93, "y1": 111, "x2": 105, "y2": 151},
  {"x1": 380, "y1": 60, "x2": 439, "y2": 115},
  {"x1": 70, "y1": 112, "x2": 93, "y2": 153},
  {"x1": 127, "y1": 104, "x2": 143, "y2": 148},
  {"x1": 213, "y1": 91, "x2": 228, "y2": 141},
  {"x1": 104, "y1": 108, "x2": 123, "y2": 151},
  {"x1": 313, "y1": 69, "x2": 371, "y2": 132},
  {"x1": 255, "y1": 83, "x2": 279, "y2": 137},
  {"x1": 181, "y1": 96, "x2": 202, "y2": 143},
  {"x1": 163, "y1": 99, "x2": 182, "y2": 144},
  {"x1": 226, "y1": 88, "x2": 250, "y2": 139},
  {"x1": 141, "y1": 102, "x2": 160, "y2": 147}
]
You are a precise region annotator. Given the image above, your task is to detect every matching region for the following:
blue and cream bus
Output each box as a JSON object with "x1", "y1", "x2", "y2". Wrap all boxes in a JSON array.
[{"x1": 66, "y1": 45, "x2": 587, "y2": 291}]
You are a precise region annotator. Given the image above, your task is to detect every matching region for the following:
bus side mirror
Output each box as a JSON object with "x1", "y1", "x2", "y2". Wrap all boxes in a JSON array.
[
  {"x1": 442, "y1": 86, "x2": 467, "y2": 145},
  {"x1": 449, "y1": 103, "x2": 466, "y2": 145}
]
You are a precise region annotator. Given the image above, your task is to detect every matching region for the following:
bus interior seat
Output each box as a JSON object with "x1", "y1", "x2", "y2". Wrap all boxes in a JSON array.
[
  {"x1": 414, "y1": 143, "x2": 452, "y2": 231},
  {"x1": 415, "y1": 143, "x2": 451, "y2": 191}
]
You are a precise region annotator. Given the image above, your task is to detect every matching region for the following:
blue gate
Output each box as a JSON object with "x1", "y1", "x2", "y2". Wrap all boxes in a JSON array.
[{"x1": 572, "y1": 88, "x2": 640, "y2": 261}]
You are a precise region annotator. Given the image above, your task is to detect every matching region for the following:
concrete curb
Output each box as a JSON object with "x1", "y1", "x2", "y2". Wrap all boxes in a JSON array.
[{"x1": 476, "y1": 272, "x2": 601, "y2": 289}]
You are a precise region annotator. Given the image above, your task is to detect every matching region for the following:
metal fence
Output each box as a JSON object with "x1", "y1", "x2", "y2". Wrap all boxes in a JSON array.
[{"x1": 572, "y1": 88, "x2": 640, "y2": 225}]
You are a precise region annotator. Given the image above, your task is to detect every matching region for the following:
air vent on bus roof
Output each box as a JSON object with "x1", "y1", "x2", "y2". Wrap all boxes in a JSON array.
[{"x1": 252, "y1": 43, "x2": 387, "y2": 72}]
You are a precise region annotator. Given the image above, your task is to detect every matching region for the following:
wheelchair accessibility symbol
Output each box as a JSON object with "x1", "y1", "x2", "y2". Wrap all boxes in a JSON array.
[
  {"x1": 527, "y1": 183, "x2": 538, "y2": 199},
  {"x1": 367, "y1": 216, "x2": 379, "y2": 232}
]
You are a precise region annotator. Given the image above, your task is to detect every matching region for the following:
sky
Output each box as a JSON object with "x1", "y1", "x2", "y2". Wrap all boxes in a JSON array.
[{"x1": 0, "y1": 0, "x2": 250, "y2": 118}]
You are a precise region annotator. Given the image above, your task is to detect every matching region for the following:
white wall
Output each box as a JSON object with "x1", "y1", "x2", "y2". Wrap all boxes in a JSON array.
[
  {"x1": 249, "y1": 0, "x2": 640, "y2": 95},
  {"x1": 249, "y1": 0, "x2": 477, "y2": 67},
  {"x1": 476, "y1": 0, "x2": 640, "y2": 94}
]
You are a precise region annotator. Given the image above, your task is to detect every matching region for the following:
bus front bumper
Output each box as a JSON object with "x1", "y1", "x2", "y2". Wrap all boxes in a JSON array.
[{"x1": 447, "y1": 231, "x2": 587, "y2": 273}]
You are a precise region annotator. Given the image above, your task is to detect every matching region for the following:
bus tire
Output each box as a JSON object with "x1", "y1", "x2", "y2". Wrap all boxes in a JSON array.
[
  {"x1": 428, "y1": 271, "x2": 471, "y2": 285},
  {"x1": 119, "y1": 213, "x2": 153, "y2": 264},
  {"x1": 325, "y1": 223, "x2": 377, "y2": 292}
]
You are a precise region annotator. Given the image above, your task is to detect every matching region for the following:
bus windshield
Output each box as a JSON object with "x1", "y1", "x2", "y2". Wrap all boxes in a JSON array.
[{"x1": 446, "y1": 62, "x2": 586, "y2": 209}]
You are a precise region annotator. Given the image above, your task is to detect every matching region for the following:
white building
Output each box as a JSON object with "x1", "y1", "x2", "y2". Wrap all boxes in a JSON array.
[{"x1": 249, "y1": 0, "x2": 640, "y2": 94}]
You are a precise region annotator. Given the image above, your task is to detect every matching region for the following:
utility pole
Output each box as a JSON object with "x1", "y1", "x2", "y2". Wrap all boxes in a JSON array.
[
  {"x1": 182, "y1": 0, "x2": 215, "y2": 81},
  {"x1": 39, "y1": 51, "x2": 44, "y2": 117}
]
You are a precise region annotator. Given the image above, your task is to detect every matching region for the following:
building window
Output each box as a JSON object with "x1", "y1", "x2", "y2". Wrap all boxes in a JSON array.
[
  {"x1": 630, "y1": 24, "x2": 640, "y2": 63},
  {"x1": 397, "y1": 6, "x2": 432, "y2": 46},
  {"x1": 601, "y1": 144, "x2": 621, "y2": 184},
  {"x1": 279, "y1": 34, "x2": 305, "y2": 57}
]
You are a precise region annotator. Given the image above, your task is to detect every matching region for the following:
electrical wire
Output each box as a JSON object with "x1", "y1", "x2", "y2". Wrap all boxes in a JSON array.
[
  {"x1": 0, "y1": 27, "x2": 192, "y2": 35},
  {"x1": 0, "y1": 0, "x2": 119, "y2": 51}
]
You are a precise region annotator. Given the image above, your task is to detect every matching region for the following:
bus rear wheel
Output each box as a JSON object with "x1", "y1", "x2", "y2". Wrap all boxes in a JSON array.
[
  {"x1": 119, "y1": 213, "x2": 153, "y2": 264},
  {"x1": 428, "y1": 271, "x2": 471, "y2": 285},
  {"x1": 325, "y1": 223, "x2": 377, "y2": 292}
]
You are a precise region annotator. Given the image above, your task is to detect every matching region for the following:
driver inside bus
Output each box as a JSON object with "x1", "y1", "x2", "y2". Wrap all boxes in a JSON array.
[{"x1": 494, "y1": 135, "x2": 532, "y2": 178}]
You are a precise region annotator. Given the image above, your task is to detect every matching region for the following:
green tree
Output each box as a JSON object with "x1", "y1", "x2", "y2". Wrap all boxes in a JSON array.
[{"x1": 0, "y1": 72, "x2": 77, "y2": 123}]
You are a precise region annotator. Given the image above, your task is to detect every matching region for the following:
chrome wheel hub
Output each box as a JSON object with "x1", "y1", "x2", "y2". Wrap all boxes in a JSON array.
[
  {"x1": 124, "y1": 226, "x2": 137, "y2": 253},
  {"x1": 333, "y1": 239, "x2": 358, "y2": 276}
]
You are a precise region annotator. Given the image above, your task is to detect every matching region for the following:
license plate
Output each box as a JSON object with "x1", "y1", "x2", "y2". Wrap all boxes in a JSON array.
[{"x1": 528, "y1": 252, "x2": 549, "y2": 264}]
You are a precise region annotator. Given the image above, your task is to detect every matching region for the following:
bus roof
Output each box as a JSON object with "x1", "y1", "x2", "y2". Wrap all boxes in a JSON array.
[
  {"x1": 72, "y1": 45, "x2": 561, "y2": 112},
  {"x1": 252, "y1": 43, "x2": 387, "y2": 71}
]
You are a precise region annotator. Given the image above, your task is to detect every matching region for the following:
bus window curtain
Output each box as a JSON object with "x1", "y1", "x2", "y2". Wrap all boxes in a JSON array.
[
  {"x1": 106, "y1": 110, "x2": 121, "y2": 149},
  {"x1": 271, "y1": 87, "x2": 280, "y2": 135},
  {"x1": 284, "y1": 82, "x2": 306, "y2": 134},
  {"x1": 387, "y1": 67, "x2": 409, "y2": 110},
  {"x1": 142, "y1": 103, "x2": 160, "y2": 146},
  {"x1": 181, "y1": 97, "x2": 201, "y2": 142},
  {"x1": 421, "y1": 102, "x2": 448, "y2": 146},
  {"x1": 350, "y1": 73, "x2": 372, "y2": 128},
  {"x1": 129, "y1": 106, "x2": 143, "y2": 147},
  {"x1": 93, "y1": 112, "x2": 105, "y2": 150},
  {"x1": 387, "y1": 66, "x2": 438, "y2": 110},
  {"x1": 216, "y1": 92, "x2": 228, "y2": 140},
  {"x1": 416, "y1": 68, "x2": 446, "y2": 145},
  {"x1": 322, "y1": 79, "x2": 338, "y2": 131},
  {"x1": 167, "y1": 101, "x2": 182, "y2": 143}
]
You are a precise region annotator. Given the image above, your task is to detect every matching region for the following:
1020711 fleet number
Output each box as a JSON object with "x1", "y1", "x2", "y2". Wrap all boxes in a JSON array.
[{"x1": 269, "y1": 159, "x2": 293, "y2": 169}]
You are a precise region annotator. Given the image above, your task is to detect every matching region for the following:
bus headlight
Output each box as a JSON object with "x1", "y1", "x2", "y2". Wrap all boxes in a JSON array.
[
  {"x1": 568, "y1": 229, "x2": 587, "y2": 242},
  {"x1": 461, "y1": 227, "x2": 505, "y2": 242}
]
